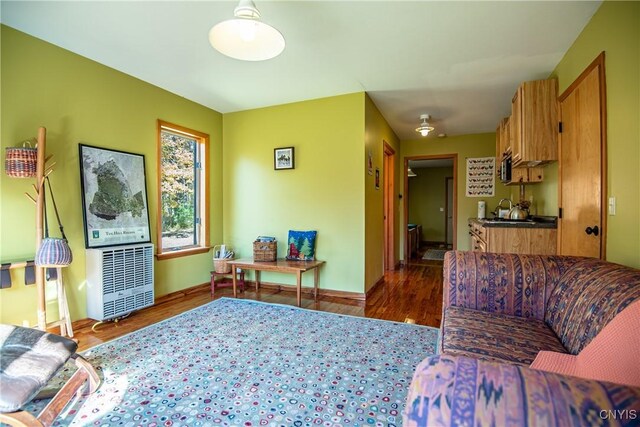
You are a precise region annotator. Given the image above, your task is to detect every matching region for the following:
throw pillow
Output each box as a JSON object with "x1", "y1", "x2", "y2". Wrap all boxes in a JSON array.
[
  {"x1": 286, "y1": 230, "x2": 317, "y2": 261},
  {"x1": 530, "y1": 299, "x2": 640, "y2": 387}
]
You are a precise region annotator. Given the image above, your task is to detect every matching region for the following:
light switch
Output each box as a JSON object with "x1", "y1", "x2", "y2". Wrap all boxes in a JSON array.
[
  {"x1": 608, "y1": 197, "x2": 616, "y2": 215},
  {"x1": 439, "y1": 207, "x2": 444, "y2": 212}
]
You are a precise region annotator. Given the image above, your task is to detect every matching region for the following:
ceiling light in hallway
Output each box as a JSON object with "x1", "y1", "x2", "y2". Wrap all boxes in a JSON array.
[{"x1": 415, "y1": 114, "x2": 434, "y2": 137}]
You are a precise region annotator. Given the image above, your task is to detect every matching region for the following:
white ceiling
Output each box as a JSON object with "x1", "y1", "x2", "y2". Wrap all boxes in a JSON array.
[{"x1": 1, "y1": 1, "x2": 601, "y2": 140}]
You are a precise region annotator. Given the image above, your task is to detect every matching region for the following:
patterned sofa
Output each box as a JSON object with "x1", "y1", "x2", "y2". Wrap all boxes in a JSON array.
[{"x1": 404, "y1": 251, "x2": 640, "y2": 426}]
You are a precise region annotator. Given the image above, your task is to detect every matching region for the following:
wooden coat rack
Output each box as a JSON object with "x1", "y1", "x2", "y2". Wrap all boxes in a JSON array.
[{"x1": 23, "y1": 126, "x2": 72, "y2": 337}]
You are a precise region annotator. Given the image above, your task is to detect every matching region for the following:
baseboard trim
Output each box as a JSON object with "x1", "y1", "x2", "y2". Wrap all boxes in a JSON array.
[
  {"x1": 59, "y1": 278, "x2": 367, "y2": 335},
  {"x1": 58, "y1": 281, "x2": 212, "y2": 335},
  {"x1": 366, "y1": 276, "x2": 385, "y2": 297},
  {"x1": 246, "y1": 280, "x2": 366, "y2": 301}
]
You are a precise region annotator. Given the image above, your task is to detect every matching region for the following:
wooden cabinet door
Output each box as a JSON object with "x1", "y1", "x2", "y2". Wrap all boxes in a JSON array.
[
  {"x1": 503, "y1": 118, "x2": 511, "y2": 155},
  {"x1": 487, "y1": 227, "x2": 556, "y2": 255},
  {"x1": 558, "y1": 55, "x2": 605, "y2": 258},
  {"x1": 496, "y1": 118, "x2": 510, "y2": 165},
  {"x1": 511, "y1": 88, "x2": 523, "y2": 165},
  {"x1": 520, "y1": 79, "x2": 559, "y2": 166},
  {"x1": 495, "y1": 122, "x2": 502, "y2": 166},
  {"x1": 511, "y1": 79, "x2": 558, "y2": 168},
  {"x1": 510, "y1": 166, "x2": 544, "y2": 185}
]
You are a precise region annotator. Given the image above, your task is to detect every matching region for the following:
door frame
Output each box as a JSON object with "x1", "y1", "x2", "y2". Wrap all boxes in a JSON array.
[
  {"x1": 403, "y1": 153, "x2": 458, "y2": 262},
  {"x1": 383, "y1": 141, "x2": 396, "y2": 271},
  {"x1": 557, "y1": 51, "x2": 607, "y2": 258},
  {"x1": 444, "y1": 176, "x2": 454, "y2": 248}
]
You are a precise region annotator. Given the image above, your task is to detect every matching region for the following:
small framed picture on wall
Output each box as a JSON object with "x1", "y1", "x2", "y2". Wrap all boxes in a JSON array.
[
  {"x1": 274, "y1": 147, "x2": 295, "y2": 170},
  {"x1": 375, "y1": 167, "x2": 380, "y2": 189}
]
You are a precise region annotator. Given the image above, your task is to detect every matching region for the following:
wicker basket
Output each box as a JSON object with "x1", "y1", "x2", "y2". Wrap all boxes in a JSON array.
[
  {"x1": 5, "y1": 141, "x2": 37, "y2": 178},
  {"x1": 213, "y1": 258, "x2": 233, "y2": 273},
  {"x1": 213, "y1": 245, "x2": 234, "y2": 273},
  {"x1": 253, "y1": 240, "x2": 277, "y2": 262}
]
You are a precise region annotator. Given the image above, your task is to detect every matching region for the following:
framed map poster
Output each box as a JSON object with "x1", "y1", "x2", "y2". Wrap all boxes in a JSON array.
[{"x1": 79, "y1": 144, "x2": 151, "y2": 248}]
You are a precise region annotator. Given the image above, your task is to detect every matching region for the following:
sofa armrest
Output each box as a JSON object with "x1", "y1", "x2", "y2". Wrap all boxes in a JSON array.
[
  {"x1": 404, "y1": 354, "x2": 640, "y2": 427},
  {"x1": 443, "y1": 251, "x2": 577, "y2": 320}
]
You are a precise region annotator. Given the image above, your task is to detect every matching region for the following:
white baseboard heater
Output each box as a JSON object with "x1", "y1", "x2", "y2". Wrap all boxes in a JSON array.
[{"x1": 86, "y1": 243, "x2": 154, "y2": 321}]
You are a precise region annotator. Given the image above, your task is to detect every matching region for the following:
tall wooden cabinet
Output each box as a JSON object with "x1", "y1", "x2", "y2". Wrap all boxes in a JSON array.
[{"x1": 511, "y1": 79, "x2": 559, "y2": 168}]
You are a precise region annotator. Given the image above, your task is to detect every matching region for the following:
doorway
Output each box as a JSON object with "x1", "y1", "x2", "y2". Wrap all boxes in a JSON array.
[
  {"x1": 383, "y1": 142, "x2": 396, "y2": 271},
  {"x1": 558, "y1": 52, "x2": 606, "y2": 258},
  {"x1": 404, "y1": 154, "x2": 458, "y2": 261}
]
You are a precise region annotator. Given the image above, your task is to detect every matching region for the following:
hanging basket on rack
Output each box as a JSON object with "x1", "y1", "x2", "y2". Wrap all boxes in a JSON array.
[
  {"x1": 5, "y1": 140, "x2": 38, "y2": 178},
  {"x1": 36, "y1": 238, "x2": 72, "y2": 267},
  {"x1": 35, "y1": 177, "x2": 72, "y2": 267}
]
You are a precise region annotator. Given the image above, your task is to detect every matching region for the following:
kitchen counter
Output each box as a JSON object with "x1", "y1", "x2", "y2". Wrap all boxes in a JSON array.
[
  {"x1": 468, "y1": 217, "x2": 557, "y2": 254},
  {"x1": 470, "y1": 216, "x2": 557, "y2": 229}
]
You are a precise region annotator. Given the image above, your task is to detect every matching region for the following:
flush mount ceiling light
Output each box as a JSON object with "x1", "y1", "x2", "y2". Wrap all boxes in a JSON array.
[
  {"x1": 415, "y1": 114, "x2": 435, "y2": 137},
  {"x1": 209, "y1": 0, "x2": 285, "y2": 61}
]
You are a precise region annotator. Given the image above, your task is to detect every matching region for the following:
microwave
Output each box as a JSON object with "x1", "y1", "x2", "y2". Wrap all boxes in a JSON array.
[{"x1": 500, "y1": 155, "x2": 512, "y2": 183}]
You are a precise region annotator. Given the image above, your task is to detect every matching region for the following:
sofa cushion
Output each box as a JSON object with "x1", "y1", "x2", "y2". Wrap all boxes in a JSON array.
[
  {"x1": 545, "y1": 258, "x2": 640, "y2": 354},
  {"x1": 442, "y1": 306, "x2": 566, "y2": 365},
  {"x1": 532, "y1": 300, "x2": 640, "y2": 387},
  {"x1": 443, "y1": 251, "x2": 580, "y2": 321},
  {"x1": 404, "y1": 354, "x2": 640, "y2": 427},
  {"x1": 0, "y1": 324, "x2": 77, "y2": 413}
]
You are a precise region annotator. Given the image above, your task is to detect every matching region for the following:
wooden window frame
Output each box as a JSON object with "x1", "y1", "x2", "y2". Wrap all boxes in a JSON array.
[{"x1": 156, "y1": 120, "x2": 210, "y2": 260}]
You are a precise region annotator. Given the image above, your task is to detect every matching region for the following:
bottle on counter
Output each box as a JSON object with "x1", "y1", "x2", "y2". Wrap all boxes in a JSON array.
[{"x1": 478, "y1": 201, "x2": 486, "y2": 219}]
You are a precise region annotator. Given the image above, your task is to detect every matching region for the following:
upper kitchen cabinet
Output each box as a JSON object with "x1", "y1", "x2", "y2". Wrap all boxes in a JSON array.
[
  {"x1": 495, "y1": 117, "x2": 510, "y2": 162},
  {"x1": 511, "y1": 79, "x2": 559, "y2": 168}
]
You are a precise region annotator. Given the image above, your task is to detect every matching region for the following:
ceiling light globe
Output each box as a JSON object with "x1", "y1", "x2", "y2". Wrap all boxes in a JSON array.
[
  {"x1": 237, "y1": 19, "x2": 259, "y2": 42},
  {"x1": 209, "y1": 18, "x2": 285, "y2": 61},
  {"x1": 416, "y1": 125, "x2": 434, "y2": 137}
]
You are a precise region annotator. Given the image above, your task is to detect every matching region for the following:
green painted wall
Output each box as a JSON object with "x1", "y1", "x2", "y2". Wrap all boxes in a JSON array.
[
  {"x1": 408, "y1": 167, "x2": 454, "y2": 242},
  {"x1": 222, "y1": 93, "x2": 366, "y2": 294},
  {"x1": 401, "y1": 133, "x2": 510, "y2": 256},
  {"x1": 0, "y1": 26, "x2": 223, "y2": 326},
  {"x1": 531, "y1": 0, "x2": 640, "y2": 268},
  {"x1": 364, "y1": 95, "x2": 400, "y2": 291}
]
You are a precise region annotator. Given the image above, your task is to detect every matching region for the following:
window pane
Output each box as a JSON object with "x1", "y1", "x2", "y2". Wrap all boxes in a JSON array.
[{"x1": 160, "y1": 130, "x2": 198, "y2": 250}]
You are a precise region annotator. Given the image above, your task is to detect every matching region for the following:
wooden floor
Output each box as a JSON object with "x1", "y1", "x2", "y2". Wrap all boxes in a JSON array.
[{"x1": 72, "y1": 260, "x2": 444, "y2": 352}]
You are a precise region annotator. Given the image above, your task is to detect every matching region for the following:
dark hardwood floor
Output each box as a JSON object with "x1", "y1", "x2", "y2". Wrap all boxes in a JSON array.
[{"x1": 72, "y1": 261, "x2": 444, "y2": 352}]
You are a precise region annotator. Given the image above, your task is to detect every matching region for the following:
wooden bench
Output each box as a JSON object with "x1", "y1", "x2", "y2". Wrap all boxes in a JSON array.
[{"x1": 226, "y1": 259, "x2": 325, "y2": 307}]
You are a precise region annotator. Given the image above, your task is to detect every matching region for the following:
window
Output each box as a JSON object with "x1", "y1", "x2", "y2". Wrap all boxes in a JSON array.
[{"x1": 156, "y1": 120, "x2": 209, "y2": 259}]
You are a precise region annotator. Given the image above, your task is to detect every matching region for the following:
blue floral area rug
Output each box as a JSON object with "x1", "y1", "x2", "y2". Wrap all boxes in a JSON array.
[{"x1": 26, "y1": 298, "x2": 438, "y2": 426}]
